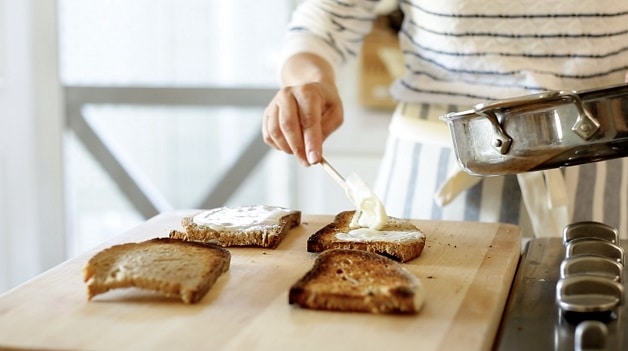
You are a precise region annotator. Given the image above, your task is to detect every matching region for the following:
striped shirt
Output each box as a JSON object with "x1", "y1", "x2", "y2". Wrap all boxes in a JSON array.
[{"x1": 282, "y1": 0, "x2": 628, "y2": 106}]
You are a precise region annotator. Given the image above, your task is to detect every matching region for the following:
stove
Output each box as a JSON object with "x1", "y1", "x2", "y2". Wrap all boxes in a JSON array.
[{"x1": 494, "y1": 223, "x2": 626, "y2": 351}]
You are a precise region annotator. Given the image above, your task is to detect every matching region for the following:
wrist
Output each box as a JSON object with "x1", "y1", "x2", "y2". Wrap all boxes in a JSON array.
[{"x1": 281, "y1": 52, "x2": 336, "y2": 87}]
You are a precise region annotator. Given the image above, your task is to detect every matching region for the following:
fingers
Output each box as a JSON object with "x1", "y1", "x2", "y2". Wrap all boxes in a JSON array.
[
  {"x1": 278, "y1": 92, "x2": 308, "y2": 164},
  {"x1": 294, "y1": 87, "x2": 324, "y2": 165},
  {"x1": 320, "y1": 103, "x2": 343, "y2": 142},
  {"x1": 262, "y1": 87, "x2": 310, "y2": 165},
  {"x1": 263, "y1": 83, "x2": 334, "y2": 166},
  {"x1": 263, "y1": 91, "x2": 300, "y2": 154}
]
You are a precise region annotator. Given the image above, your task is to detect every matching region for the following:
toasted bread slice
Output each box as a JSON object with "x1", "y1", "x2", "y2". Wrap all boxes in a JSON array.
[
  {"x1": 289, "y1": 248, "x2": 425, "y2": 314},
  {"x1": 307, "y1": 210, "x2": 426, "y2": 262},
  {"x1": 170, "y1": 205, "x2": 301, "y2": 249},
  {"x1": 84, "y1": 237, "x2": 230, "y2": 304}
]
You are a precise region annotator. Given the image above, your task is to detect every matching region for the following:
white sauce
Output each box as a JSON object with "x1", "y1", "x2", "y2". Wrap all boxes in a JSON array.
[
  {"x1": 192, "y1": 205, "x2": 294, "y2": 231},
  {"x1": 344, "y1": 173, "x2": 387, "y2": 230},
  {"x1": 335, "y1": 227, "x2": 425, "y2": 242}
]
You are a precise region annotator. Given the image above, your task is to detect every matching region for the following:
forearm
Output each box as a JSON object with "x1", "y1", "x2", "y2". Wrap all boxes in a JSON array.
[{"x1": 280, "y1": 52, "x2": 336, "y2": 87}]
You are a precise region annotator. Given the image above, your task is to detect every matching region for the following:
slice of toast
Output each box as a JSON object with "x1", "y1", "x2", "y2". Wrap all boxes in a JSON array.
[
  {"x1": 84, "y1": 237, "x2": 230, "y2": 304},
  {"x1": 289, "y1": 248, "x2": 425, "y2": 314},
  {"x1": 170, "y1": 205, "x2": 301, "y2": 249},
  {"x1": 307, "y1": 210, "x2": 426, "y2": 262}
]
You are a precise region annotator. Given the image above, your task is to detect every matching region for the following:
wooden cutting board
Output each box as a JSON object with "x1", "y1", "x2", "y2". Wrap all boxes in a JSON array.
[{"x1": 0, "y1": 211, "x2": 521, "y2": 351}]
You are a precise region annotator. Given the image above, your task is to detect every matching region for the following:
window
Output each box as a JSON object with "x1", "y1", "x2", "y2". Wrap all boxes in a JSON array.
[{"x1": 59, "y1": 0, "x2": 295, "y2": 256}]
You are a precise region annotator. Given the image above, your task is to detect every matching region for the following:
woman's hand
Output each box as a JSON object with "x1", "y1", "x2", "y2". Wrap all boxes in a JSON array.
[{"x1": 262, "y1": 53, "x2": 343, "y2": 166}]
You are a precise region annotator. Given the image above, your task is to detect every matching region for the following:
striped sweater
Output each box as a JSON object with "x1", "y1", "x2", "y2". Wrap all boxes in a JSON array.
[{"x1": 282, "y1": 0, "x2": 628, "y2": 106}]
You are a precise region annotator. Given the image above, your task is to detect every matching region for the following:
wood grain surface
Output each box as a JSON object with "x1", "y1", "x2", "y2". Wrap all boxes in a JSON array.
[{"x1": 0, "y1": 211, "x2": 521, "y2": 351}]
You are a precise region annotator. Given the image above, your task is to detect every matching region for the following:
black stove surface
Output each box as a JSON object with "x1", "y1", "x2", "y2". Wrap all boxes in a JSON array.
[{"x1": 494, "y1": 238, "x2": 627, "y2": 351}]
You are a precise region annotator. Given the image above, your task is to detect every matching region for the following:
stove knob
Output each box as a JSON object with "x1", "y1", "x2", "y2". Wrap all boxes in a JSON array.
[
  {"x1": 565, "y1": 240, "x2": 625, "y2": 266},
  {"x1": 556, "y1": 275, "x2": 624, "y2": 314},
  {"x1": 560, "y1": 255, "x2": 623, "y2": 283},
  {"x1": 574, "y1": 320, "x2": 608, "y2": 351},
  {"x1": 562, "y1": 221, "x2": 619, "y2": 246}
]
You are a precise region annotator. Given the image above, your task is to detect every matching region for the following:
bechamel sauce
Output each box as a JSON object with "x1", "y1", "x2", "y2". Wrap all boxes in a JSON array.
[
  {"x1": 192, "y1": 205, "x2": 294, "y2": 231},
  {"x1": 335, "y1": 227, "x2": 425, "y2": 242},
  {"x1": 344, "y1": 173, "x2": 387, "y2": 230}
]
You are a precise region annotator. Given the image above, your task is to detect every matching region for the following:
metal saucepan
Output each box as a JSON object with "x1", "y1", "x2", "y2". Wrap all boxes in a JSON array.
[{"x1": 440, "y1": 83, "x2": 628, "y2": 176}]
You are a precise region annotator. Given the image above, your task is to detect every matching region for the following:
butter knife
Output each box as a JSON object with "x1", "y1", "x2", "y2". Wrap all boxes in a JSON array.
[{"x1": 319, "y1": 157, "x2": 346, "y2": 188}]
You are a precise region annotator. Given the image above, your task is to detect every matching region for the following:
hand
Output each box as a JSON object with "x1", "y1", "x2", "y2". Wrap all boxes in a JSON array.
[{"x1": 262, "y1": 81, "x2": 343, "y2": 166}]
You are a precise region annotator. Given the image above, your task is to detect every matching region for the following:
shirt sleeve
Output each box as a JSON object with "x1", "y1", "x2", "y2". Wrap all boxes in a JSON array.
[{"x1": 279, "y1": 0, "x2": 381, "y2": 79}]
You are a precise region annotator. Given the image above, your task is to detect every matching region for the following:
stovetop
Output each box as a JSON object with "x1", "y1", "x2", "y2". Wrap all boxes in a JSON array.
[{"x1": 494, "y1": 237, "x2": 626, "y2": 351}]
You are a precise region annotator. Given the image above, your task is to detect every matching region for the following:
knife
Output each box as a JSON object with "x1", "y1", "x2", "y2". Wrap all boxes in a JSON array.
[{"x1": 319, "y1": 157, "x2": 347, "y2": 189}]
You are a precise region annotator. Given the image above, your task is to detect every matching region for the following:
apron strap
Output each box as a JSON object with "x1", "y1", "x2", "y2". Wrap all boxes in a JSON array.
[
  {"x1": 516, "y1": 170, "x2": 569, "y2": 237},
  {"x1": 435, "y1": 168, "x2": 569, "y2": 237}
]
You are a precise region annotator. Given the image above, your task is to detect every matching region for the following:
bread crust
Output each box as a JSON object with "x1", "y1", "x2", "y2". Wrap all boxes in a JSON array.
[
  {"x1": 307, "y1": 211, "x2": 426, "y2": 262},
  {"x1": 83, "y1": 238, "x2": 230, "y2": 304},
  {"x1": 170, "y1": 206, "x2": 301, "y2": 249},
  {"x1": 289, "y1": 249, "x2": 422, "y2": 314}
]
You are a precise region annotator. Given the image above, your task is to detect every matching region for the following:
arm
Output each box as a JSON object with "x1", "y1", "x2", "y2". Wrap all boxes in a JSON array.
[
  {"x1": 262, "y1": 0, "x2": 380, "y2": 166},
  {"x1": 262, "y1": 52, "x2": 343, "y2": 166}
]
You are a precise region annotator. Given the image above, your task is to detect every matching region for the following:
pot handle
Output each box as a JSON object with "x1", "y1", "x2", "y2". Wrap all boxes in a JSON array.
[
  {"x1": 561, "y1": 92, "x2": 601, "y2": 140},
  {"x1": 473, "y1": 90, "x2": 601, "y2": 150},
  {"x1": 472, "y1": 92, "x2": 560, "y2": 155},
  {"x1": 480, "y1": 110, "x2": 512, "y2": 154}
]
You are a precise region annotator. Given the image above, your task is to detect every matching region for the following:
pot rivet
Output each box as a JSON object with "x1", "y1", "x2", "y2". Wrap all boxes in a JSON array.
[
  {"x1": 580, "y1": 124, "x2": 591, "y2": 133},
  {"x1": 492, "y1": 139, "x2": 503, "y2": 147}
]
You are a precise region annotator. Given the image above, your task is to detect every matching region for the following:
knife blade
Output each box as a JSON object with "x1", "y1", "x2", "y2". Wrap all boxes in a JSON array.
[{"x1": 319, "y1": 157, "x2": 346, "y2": 189}]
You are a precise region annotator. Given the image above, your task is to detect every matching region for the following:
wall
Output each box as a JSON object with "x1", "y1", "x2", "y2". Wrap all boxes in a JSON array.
[{"x1": 0, "y1": 0, "x2": 65, "y2": 293}]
